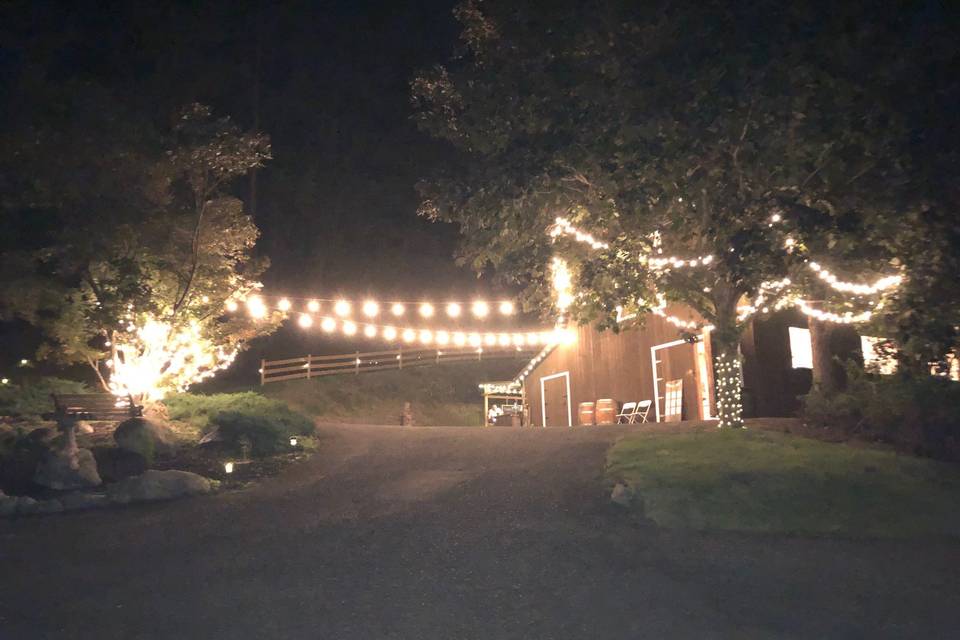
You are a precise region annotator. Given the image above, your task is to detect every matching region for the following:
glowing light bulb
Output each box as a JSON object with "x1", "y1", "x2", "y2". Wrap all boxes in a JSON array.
[
  {"x1": 364, "y1": 324, "x2": 377, "y2": 338},
  {"x1": 334, "y1": 300, "x2": 351, "y2": 317},
  {"x1": 342, "y1": 321, "x2": 357, "y2": 336},
  {"x1": 484, "y1": 333, "x2": 497, "y2": 346},
  {"x1": 472, "y1": 301, "x2": 489, "y2": 318},
  {"x1": 419, "y1": 303, "x2": 434, "y2": 318},
  {"x1": 446, "y1": 302, "x2": 461, "y2": 318},
  {"x1": 497, "y1": 334, "x2": 510, "y2": 347},
  {"x1": 362, "y1": 300, "x2": 379, "y2": 317},
  {"x1": 512, "y1": 334, "x2": 525, "y2": 347},
  {"x1": 321, "y1": 317, "x2": 337, "y2": 332},
  {"x1": 307, "y1": 300, "x2": 320, "y2": 312},
  {"x1": 453, "y1": 332, "x2": 466, "y2": 347},
  {"x1": 526, "y1": 332, "x2": 539, "y2": 346},
  {"x1": 468, "y1": 333, "x2": 482, "y2": 347},
  {"x1": 297, "y1": 313, "x2": 313, "y2": 329},
  {"x1": 499, "y1": 301, "x2": 515, "y2": 315},
  {"x1": 419, "y1": 329, "x2": 433, "y2": 344},
  {"x1": 391, "y1": 303, "x2": 405, "y2": 316},
  {"x1": 225, "y1": 300, "x2": 239, "y2": 312},
  {"x1": 436, "y1": 331, "x2": 450, "y2": 345},
  {"x1": 402, "y1": 328, "x2": 416, "y2": 343},
  {"x1": 278, "y1": 298, "x2": 292, "y2": 311},
  {"x1": 383, "y1": 326, "x2": 398, "y2": 341},
  {"x1": 246, "y1": 296, "x2": 267, "y2": 319}
]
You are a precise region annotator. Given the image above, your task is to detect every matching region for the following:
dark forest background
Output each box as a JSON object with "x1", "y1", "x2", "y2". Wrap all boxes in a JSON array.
[{"x1": 0, "y1": 0, "x2": 504, "y2": 378}]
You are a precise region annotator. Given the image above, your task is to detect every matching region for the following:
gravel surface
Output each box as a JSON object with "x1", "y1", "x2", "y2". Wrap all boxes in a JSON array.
[{"x1": 1, "y1": 424, "x2": 959, "y2": 639}]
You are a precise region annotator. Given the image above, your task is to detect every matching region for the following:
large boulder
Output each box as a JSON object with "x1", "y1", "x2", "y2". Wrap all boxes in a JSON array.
[
  {"x1": 33, "y1": 447, "x2": 101, "y2": 490},
  {"x1": 114, "y1": 418, "x2": 177, "y2": 461},
  {"x1": 106, "y1": 469, "x2": 214, "y2": 504},
  {"x1": 92, "y1": 447, "x2": 148, "y2": 483}
]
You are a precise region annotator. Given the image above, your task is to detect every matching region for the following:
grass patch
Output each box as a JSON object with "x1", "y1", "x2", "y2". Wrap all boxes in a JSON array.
[
  {"x1": 164, "y1": 392, "x2": 315, "y2": 456},
  {"x1": 607, "y1": 428, "x2": 960, "y2": 537},
  {"x1": 260, "y1": 360, "x2": 521, "y2": 426}
]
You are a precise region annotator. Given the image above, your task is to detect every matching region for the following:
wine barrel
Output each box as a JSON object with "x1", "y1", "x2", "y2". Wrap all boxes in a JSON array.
[
  {"x1": 596, "y1": 398, "x2": 617, "y2": 424},
  {"x1": 578, "y1": 401, "x2": 596, "y2": 426}
]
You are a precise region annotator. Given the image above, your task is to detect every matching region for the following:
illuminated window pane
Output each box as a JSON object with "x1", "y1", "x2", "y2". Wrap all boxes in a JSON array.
[{"x1": 788, "y1": 327, "x2": 813, "y2": 369}]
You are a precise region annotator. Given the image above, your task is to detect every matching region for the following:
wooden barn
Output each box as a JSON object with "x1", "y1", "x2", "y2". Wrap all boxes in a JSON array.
[{"x1": 521, "y1": 305, "x2": 865, "y2": 427}]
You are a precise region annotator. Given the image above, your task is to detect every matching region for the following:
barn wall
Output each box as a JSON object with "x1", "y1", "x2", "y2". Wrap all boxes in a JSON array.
[
  {"x1": 524, "y1": 307, "x2": 859, "y2": 424},
  {"x1": 526, "y1": 305, "x2": 707, "y2": 426}
]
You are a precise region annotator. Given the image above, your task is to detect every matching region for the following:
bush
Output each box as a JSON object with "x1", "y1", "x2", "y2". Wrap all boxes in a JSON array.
[
  {"x1": 800, "y1": 365, "x2": 960, "y2": 460},
  {"x1": 164, "y1": 392, "x2": 314, "y2": 456},
  {"x1": 0, "y1": 377, "x2": 89, "y2": 420}
]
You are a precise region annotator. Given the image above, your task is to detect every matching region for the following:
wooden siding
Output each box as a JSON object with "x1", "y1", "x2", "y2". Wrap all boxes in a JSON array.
[
  {"x1": 526, "y1": 305, "x2": 708, "y2": 426},
  {"x1": 524, "y1": 307, "x2": 859, "y2": 424}
]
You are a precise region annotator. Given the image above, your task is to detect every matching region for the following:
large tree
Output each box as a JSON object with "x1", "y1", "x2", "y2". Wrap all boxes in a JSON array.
[
  {"x1": 0, "y1": 86, "x2": 279, "y2": 402},
  {"x1": 412, "y1": 0, "x2": 946, "y2": 428}
]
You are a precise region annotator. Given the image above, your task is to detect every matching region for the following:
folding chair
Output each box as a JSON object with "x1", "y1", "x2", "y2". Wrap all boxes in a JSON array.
[
  {"x1": 633, "y1": 400, "x2": 652, "y2": 424},
  {"x1": 615, "y1": 401, "x2": 636, "y2": 424}
]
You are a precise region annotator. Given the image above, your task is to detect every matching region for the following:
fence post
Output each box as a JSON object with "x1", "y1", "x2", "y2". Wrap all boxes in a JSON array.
[
  {"x1": 355, "y1": 350, "x2": 360, "y2": 375},
  {"x1": 398, "y1": 346, "x2": 403, "y2": 370},
  {"x1": 436, "y1": 349, "x2": 441, "y2": 365},
  {"x1": 260, "y1": 359, "x2": 266, "y2": 386},
  {"x1": 306, "y1": 355, "x2": 311, "y2": 380}
]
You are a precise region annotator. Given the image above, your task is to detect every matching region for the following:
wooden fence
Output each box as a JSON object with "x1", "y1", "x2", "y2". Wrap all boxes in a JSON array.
[{"x1": 260, "y1": 346, "x2": 538, "y2": 385}]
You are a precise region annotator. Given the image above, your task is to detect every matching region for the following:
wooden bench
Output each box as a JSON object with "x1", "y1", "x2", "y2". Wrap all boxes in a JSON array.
[{"x1": 46, "y1": 393, "x2": 143, "y2": 424}]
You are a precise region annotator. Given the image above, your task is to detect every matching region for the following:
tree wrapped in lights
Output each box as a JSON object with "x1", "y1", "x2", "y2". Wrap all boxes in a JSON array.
[
  {"x1": 413, "y1": 0, "x2": 939, "y2": 429},
  {"x1": 0, "y1": 96, "x2": 280, "y2": 403}
]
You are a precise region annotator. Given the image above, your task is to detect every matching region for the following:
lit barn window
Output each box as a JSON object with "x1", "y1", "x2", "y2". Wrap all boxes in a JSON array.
[
  {"x1": 788, "y1": 327, "x2": 813, "y2": 369},
  {"x1": 861, "y1": 336, "x2": 897, "y2": 375}
]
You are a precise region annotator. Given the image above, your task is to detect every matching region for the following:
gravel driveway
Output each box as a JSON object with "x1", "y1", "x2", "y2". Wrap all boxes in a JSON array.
[{"x1": 1, "y1": 424, "x2": 959, "y2": 639}]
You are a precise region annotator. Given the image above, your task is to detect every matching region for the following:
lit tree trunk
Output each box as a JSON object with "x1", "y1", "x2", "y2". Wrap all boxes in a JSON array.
[{"x1": 711, "y1": 294, "x2": 745, "y2": 429}]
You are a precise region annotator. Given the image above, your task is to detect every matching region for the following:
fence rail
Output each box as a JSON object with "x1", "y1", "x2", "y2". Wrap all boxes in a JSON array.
[{"x1": 260, "y1": 346, "x2": 537, "y2": 385}]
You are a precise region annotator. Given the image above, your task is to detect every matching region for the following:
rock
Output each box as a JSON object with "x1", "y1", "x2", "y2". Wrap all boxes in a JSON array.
[
  {"x1": 34, "y1": 447, "x2": 101, "y2": 490},
  {"x1": 60, "y1": 492, "x2": 109, "y2": 511},
  {"x1": 610, "y1": 482, "x2": 634, "y2": 507},
  {"x1": 92, "y1": 447, "x2": 148, "y2": 483},
  {"x1": 0, "y1": 490, "x2": 17, "y2": 516},
  {"x1": 198, "y1": 427, "x2": 224, "y2": 445},
  {"x1": 106, "y1": 470, "x2": 213, "y2": 504},
  {"x1": 14, "y1": 496, "x2": 38, "y2": 513},
  {"x1": 114, "y1": 418, "x2": 177, "y2": 460},
  {"x1": 76, "y1": 421, "x2": 95, "y2": 434}
]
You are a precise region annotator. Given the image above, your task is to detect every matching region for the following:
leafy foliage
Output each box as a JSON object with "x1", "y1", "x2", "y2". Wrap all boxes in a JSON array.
[
  {"x1": 412, "y1": 0, "x2": 956, "y2": 426},
  {"x1": 801, "y1": 364, "x2": 960, "y2": 461},
  {"x1": 0, "y1": 83, "x2": 280, "y2": 398}
]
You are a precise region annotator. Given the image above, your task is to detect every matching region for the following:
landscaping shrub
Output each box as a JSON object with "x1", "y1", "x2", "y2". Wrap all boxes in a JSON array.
[
  {"x1": 800, "y1": 365, "x2": 960, "y2": 461},
  {"x1": 164, "y1": 392, "x2": 314, "y2": 456},
  {"x1": 0, "y1": 377, "x2": 89, "y2": 420}
]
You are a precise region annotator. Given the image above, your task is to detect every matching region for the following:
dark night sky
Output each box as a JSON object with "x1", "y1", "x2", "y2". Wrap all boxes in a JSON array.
[
  {"x1": 1, "y1": 0, "x2": 473, "y2": 293},
  {"x1": 0, "y1": 0, "x2": 510, "y2": 369}
]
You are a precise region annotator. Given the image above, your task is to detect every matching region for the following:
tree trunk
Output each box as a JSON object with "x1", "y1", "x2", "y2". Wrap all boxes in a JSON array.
[
  {"x1": 809, "y1": 317, "x2": 841, "y2": 395},
  {"x1": 711, "y1": 288, "x2": 745, "y2": 429},
  {"x1": 809, "y1": 318, "x2": 862, "y2": 393},
  {"x1": 712, "y1": 333, "x2": 745, "y2": 429}
]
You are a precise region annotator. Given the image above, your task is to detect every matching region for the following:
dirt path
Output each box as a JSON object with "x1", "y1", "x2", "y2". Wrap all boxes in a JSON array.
[{"x1": 1, "y1": 424, "x2": 958, "y2": 639}]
